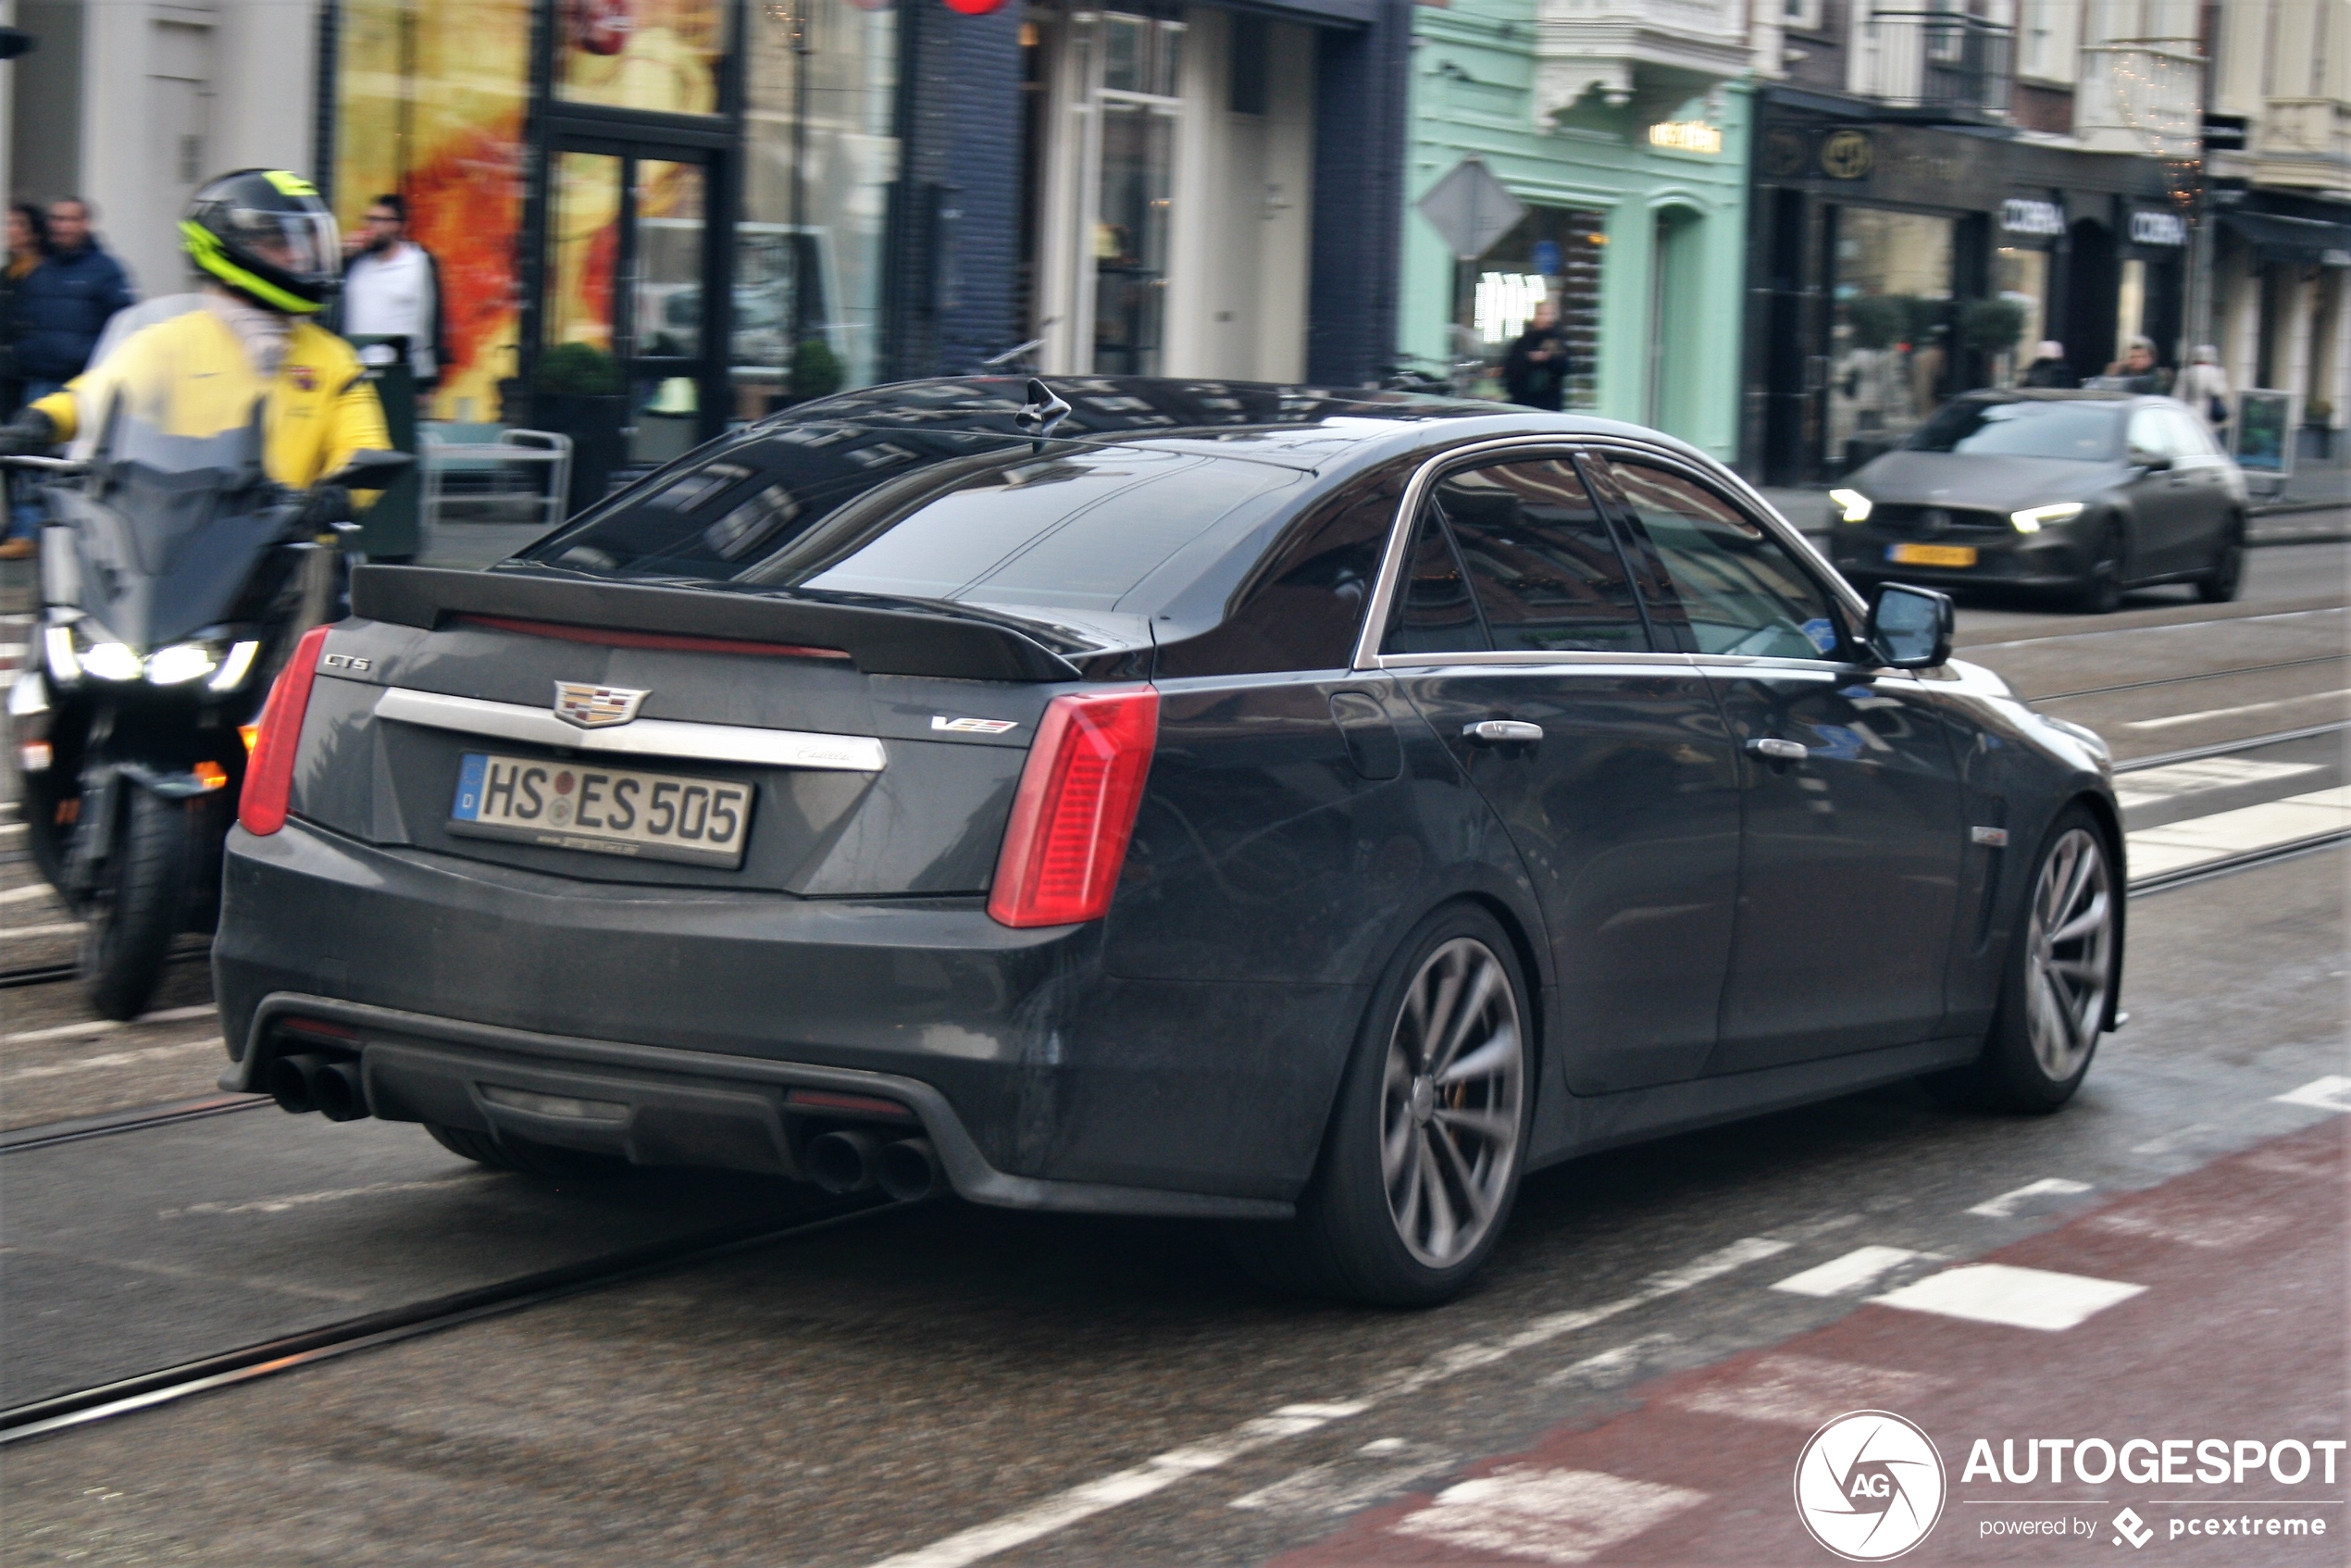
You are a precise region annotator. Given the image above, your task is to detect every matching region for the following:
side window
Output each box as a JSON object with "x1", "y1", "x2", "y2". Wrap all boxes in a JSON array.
[
  {"x1": 1607, "y1": 460, "x2": 1843, "y2": 660},
  {"x1": 1155, "y1": 462, "x2": 1410, "y2": 677},
  {"x1": 2126, "y1": 406, "x2": 2171, "y2": 458},
  {"x1": 1384, "y1": 506, "x2": 1486, "y2": 653},
  {"x1": 1434, "y1": 459, "x2": 1649, "y2": 653},
  {"x1": 2160, "y1": 406, "x2": 2215, "y2": 458}
]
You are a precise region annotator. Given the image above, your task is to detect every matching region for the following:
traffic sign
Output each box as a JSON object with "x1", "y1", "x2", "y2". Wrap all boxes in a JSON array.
[{"x1": 1416, "y1": 158, "x2": 1525, "y2": 262}]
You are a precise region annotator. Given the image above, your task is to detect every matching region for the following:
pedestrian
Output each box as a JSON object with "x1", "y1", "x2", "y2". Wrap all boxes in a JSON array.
[
  {"x1": 2175, "y1": 344, "x2": 2231, "y2": 437},
  {"x1": 339, "y1": 193, "x2": 442, "y2": 402},
  {"x1": 14, "y1": 197, "x2": 135, "y2": 403},
  {"x1": 2103, "y1": 336, "x2": 2167, "y2": 394},
  {"x1": 1502, "y1": 298, "x2": 1571, "y2": 412},
  {"x1": 2020, "y1": 340, "x2": 2077, "y2": 389},
  {"x1": 0, "y1": 202, "x2": 49, "y2": 559}
]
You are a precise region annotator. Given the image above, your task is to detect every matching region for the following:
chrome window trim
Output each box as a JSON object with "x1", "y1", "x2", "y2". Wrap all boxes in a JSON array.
[
  {"x1": 1350, "y1": 435, "x2": 1632, "y2": 672},
  {"x1": 1348, "y1": 433, "x2": 1871, "y2": 674},
  {"x1": 371, "y1": 686, "x2": 889, "y2": 773},
  {"x1": 1369, "y1": 649, "x2": 1700, "y2": 673},
  {"x1": 1571, "y1": 436, "x2": 1872, "y2": 621}
]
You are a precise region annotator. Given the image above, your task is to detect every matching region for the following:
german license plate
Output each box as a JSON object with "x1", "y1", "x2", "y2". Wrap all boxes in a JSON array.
[
  {"x1": 450, "y1": 753, "x2": 752, "y2": 868},
  {"x1": 1886, "y1": 542, "x2": 1978, "y2": 568}
]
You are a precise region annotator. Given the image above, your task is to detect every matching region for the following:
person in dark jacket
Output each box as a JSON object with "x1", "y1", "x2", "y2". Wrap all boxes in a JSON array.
[
  {"x1": 2, "y1": 202, "x2": 51, "y2": 556},
  {"x1": 2020, "y1": 340, "x2": 2077, "y2": 389},
  {"x1": 1502, "y1": 298, "x2": 1572, "y2": 411},
  {"x1": 14, "y1": 197, "x2": 136, "y2": 394}
]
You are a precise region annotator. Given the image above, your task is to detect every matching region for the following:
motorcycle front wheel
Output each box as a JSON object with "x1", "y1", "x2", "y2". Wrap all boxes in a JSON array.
[{"x1": 83, "y1": 788, "x2": 194, "y2": 1021}]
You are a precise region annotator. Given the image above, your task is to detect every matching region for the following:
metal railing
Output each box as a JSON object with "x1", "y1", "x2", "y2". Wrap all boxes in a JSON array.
[{"x1": 1865, "y1": 9, "x2": 2013, "y2": 120}]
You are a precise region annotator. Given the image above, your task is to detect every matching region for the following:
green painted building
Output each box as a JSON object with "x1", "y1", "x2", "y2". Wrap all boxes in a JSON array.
[{"x1": 1399, "y1": 0, "x2": 1754, "y2": 461}]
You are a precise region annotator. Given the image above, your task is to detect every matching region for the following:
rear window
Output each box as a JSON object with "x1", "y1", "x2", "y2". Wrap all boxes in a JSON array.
[
  {"x1": 522, "y1": 432, "x2": 1304, "y2": 611},
  {"x1": 1906, "y1": 401, "x2": 2122, "y2": 461}
]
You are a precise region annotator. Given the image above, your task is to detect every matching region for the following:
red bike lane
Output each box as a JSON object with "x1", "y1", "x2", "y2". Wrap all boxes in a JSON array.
[{"x1": 1272, "y1": 1117, "x2": 2348, "y2": 1566}]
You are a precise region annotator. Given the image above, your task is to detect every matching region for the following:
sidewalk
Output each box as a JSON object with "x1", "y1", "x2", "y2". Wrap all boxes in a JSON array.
[{"x1": 1274, "y1": 1114, "x2": 2348, "y2": 1567}]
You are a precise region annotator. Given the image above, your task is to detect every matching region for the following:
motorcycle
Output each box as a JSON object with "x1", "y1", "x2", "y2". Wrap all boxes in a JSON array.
[{"x1": 4, "y1": 297, "x2": 408, "y2": 1019}]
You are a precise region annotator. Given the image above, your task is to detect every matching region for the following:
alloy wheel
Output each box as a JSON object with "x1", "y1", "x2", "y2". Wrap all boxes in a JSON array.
[
  {"x1": 1380, "y1": 937, "x2": 1524, "y2": 1267},
  {"x1": 2023, "y1": 828, "x2": 2114, "y2": 1082}
]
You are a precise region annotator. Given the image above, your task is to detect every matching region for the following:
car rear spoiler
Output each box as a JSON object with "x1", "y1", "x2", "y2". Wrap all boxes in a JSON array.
[{"x1": 348, "y1": 566, "x2": 1086, "y2": 682}]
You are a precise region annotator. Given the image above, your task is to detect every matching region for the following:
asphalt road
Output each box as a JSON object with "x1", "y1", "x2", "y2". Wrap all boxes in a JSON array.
[{"x1": 0, "y1": 541, "x2": 2345, "y2": 1566}]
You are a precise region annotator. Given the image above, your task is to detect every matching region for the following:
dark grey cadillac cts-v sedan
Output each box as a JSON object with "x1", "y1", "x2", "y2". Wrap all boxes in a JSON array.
[{"x1": 215, "y1": 379, "x2": 2124, "y2": 1305}]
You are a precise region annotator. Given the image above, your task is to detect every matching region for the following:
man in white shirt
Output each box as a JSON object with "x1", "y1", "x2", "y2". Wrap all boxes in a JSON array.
[{"x1": 340, "y1": 193, "x2": 440, "y2": 398}]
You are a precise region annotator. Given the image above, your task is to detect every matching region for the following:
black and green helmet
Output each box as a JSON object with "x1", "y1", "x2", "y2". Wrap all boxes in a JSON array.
[{"x1": 181, "y1": 169, "x2": 342, "y2": 314}]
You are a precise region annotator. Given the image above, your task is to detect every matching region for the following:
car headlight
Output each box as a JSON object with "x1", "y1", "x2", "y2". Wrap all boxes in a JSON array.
[
  {"x1": 208, "y1": 641, "x2": 261, "y2": 692},
  {"x1": 1828, "y1": 488, "x2": 1873, "y2": 524},
  {"x1": 2009, "y1": 502, "x2": 2084, "y2": 534}
]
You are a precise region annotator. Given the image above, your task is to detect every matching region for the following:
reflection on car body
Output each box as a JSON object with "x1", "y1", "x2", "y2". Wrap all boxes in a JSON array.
[{"x1": 215, "y1": 377, "x2": 2125, "y2": 1305}]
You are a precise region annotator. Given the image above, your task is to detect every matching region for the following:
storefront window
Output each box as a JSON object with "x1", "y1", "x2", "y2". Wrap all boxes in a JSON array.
[
  {"x1": 335, "y1": 0, "x2": 531, "y2": 422},
  {"x1": 742, "y1": 0, "x2": 901, "y2": 411},
  {"x1": 557, "y1": 0, "x2": 727, "y2": 115},
  {"x1": 1995, "y1": 246, "x2": 2049, "y2": 384},
  {"x1": 1828, "y1": 207, "x2": 1954, "y2": 468},
  {"x1": 1462, "y1": 205, "x2": 1603, "y2": 407},
  {"x1": 2116, "y1": 257, "x2": 2146, "y2": 352}
]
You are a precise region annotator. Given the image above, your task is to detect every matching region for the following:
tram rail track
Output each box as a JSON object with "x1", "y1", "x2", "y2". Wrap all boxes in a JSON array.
[
  {"x1": 0, "y1": 1198, "x2": 889, "y2": 1446},
  {"x1": 2024, "y1": 651, "x2": 2348, "y2": 704}
]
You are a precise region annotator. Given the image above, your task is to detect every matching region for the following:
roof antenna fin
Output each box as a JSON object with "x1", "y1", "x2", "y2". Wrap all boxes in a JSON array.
[{"x1": 1016, "y1": 377, "x2": 1071, "y2": 452}]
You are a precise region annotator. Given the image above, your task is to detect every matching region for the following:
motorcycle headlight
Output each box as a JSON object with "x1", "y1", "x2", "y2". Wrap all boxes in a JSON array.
[
  {"x1": 2010, "y1": 502, "x2": 2084, "y2": 534},
  {"x1": 1828, "y1": 488, "x2": 1874, "y2": 524},
  {"x1": 80, "y1": 640, "x2": 143, "y2": 682},
  {"x1": 144, "y1": 642, "x2": 221, "y2": 686}
]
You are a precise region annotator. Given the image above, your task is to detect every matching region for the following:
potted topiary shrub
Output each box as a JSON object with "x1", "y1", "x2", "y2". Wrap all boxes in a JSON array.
[
  {"x1": 531, "y1": 342, "x2": 627, "y2": 516},
  {"x1": 787, "y1": 337, "x2": 844, "y2": 405}
]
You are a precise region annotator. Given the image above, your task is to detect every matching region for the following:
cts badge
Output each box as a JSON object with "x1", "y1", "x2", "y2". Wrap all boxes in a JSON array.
[
  {"x1": 931, "y1": 716, "x2": 1020, "y2": 735},
  {"x1": 553, "y1": 682, "x2": 650, "y2": 729}
]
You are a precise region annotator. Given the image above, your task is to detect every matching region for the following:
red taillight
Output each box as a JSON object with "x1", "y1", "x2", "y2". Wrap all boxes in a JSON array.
[
  {"x1": 988, "y1": 687, "x2": 1160, "y2": 928},
  {"x1": 238, "y1": 625, "x2": 331, "y2": 836}
]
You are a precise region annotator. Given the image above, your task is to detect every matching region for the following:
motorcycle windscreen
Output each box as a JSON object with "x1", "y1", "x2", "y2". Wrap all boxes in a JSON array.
[{"x1": 67, "y1": 397, "x2": 292, "y2": 652}]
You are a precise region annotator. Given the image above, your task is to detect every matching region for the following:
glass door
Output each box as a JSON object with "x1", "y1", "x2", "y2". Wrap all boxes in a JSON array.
[{"x1": 546, "y1": 141, "x2": 718, "y2": 467}]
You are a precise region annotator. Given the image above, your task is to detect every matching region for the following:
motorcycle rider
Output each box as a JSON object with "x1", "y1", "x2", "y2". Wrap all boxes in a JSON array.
[{"x1": 0, "y1": 169, "x2": 391, "y2": 536}]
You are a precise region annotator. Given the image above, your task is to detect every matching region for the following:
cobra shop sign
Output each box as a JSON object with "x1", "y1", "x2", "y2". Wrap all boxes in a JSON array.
[
  {"x1": 2129, "y1": 209, "x2": 2189, "y2": 247},
  {"x1": 2003, "y1": 198, "x2": 2065, "y2": 237}
]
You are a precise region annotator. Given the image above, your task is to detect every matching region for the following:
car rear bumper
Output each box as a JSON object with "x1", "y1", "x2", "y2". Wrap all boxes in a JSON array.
[{"x1": 216, "y1": 819, "x2": 1364, "y2": 1215}]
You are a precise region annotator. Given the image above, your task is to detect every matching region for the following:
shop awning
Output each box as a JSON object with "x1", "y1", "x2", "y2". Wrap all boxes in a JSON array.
[{"x1": 2219, "y1": 207, "x2": 2351, "y2": 266}]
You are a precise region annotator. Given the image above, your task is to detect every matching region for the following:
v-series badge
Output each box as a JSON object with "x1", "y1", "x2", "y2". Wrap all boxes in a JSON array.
[{"x1": 931, "y1": 716, "x2": 1020, "y2": 735}]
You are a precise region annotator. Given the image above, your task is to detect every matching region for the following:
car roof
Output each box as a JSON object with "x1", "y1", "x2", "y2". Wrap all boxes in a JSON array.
[
  {"x1": 756, "y1": 375, "x2": 1718, "y2": 477},
  {"x1": 1951, "y1": 389, "x2": 2140, "y2": 405}
]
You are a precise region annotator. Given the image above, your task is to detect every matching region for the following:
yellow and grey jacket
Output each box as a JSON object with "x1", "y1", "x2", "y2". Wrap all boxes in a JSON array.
[{"x1": 32, "y1": 305, "x2": 391, "y2": 499}]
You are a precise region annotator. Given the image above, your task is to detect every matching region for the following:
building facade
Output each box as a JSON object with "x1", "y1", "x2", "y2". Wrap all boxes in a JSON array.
[
  {"x1": 1398, "y1": 0, "x2": 1757, "y2": 460},
  {"x1": 8, "y1": 0, "x2": 1412, "y2": 457},
  {"x1": 2204, "y1": 0, "x2": 2350, "y2": 454},
  {"x1": 1743, "y1": 0, "x2": 2192, "y2": 484}
]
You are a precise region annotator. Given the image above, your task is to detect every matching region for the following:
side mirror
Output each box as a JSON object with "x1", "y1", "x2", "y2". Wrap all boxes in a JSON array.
[
  {"x1": 325, "y1": 449, "x2": 415, "y2": 488},
  {"x1": 1865, "y1": 582, "x2": 1954, "y2": 669},
  {"x1": 2130, "y1": 447, "x2": 2171, "y2": 473}
]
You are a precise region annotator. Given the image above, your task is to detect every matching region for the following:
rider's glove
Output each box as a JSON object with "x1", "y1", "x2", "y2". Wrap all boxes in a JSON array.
[
  {"x1": 300, "y1": 483, "x2": 355, "y2": 536},
  {"x1": 0, "y1": 408, "x2": 56, "y2": 457}
]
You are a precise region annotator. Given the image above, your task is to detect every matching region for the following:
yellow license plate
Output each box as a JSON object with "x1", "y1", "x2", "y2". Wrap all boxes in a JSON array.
[{"x1": 1886, "y1": 542, "x2": 1978, "y2": 568}]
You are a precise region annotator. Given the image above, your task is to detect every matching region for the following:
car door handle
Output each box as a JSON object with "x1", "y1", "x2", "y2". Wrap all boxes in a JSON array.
[
  {"x1": 1745, "y1": 738, "x2": 1810, "y2": 762},
  {"x1": 1463, "y1": 720, "x2": 1544, "y2": 745}
]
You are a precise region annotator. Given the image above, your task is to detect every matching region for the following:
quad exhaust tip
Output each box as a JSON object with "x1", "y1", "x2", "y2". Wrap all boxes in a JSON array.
[
  {"x1": 267, "y1": 1052, "x2": 371, "y2": 1122},
  {"x1": 804, "y1": 1129, "x2": 941, "y2": 1202}
]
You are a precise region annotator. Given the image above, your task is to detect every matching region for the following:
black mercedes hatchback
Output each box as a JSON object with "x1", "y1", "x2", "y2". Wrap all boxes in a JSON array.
[{"x1": 216, "y1": 378, "x2": 2124, "y2": 1304}]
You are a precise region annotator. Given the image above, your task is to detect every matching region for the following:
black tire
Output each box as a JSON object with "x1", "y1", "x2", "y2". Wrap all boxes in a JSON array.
[
  {"x1": 82, "y1": 789, "x2": 194, "y2": 1022},
  {"x1": 2072, "y1": 524, "x2": 2125, "y2": 615},
  {"x1": 1227, "y1": 902, "x2": 1533, "y2": 1307},
  {"x1": 425, "y1": 1122, "x2": 638, "y2": 1179},
  {"x1": 1926, "y1": 805, "x2": 2120, "y2": 1114},
  {"x1": 2196, "y1": 516, "x2": 2245, "y2": 604}
]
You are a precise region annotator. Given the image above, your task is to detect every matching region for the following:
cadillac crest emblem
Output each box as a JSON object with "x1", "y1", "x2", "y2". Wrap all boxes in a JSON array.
[{"x1": 553, "y1": 681, "x2": 650, "y2": 728}]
